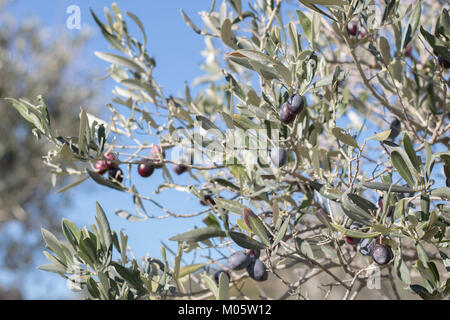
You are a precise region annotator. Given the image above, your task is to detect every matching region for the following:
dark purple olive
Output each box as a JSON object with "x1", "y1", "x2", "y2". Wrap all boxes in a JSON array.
[
  {"x1": 280, "y1": 103, "x2": 296, "y2": 124},
  {"x1": 214, "y1": 270, "x2": 230, "y2": 285},
  {"x1": 108, "y1": 167, "x2": 124, "y2": 183},
  {"x1": 347, "y1": 22, "x2": 357, "y2": 36},
  {"x1": 378, "y1": 196, "x2": 384, "y2": 211},
  {"x1": 378, "y1": 196, "x2": 393, "y2": 217},
  {"x1": 94, "y1": 152, "x2": 118, "y2": 174},
  {"x1": 405, "y1": 45, "x2": 412, "y2": 58},
  {"x1": 173, "y1": 163, "x2": 188, "y2": 175},
  {"x1": 360, "y1": 238, "x2": 376, "y2": 256},
  {"x1": 247, "y1": 250, "x2": 260, "y2": 261},
  {"x1": 105, "y1": 152, "x2": 118, "y2": 169},
  {"x1": 438, "y1": 55, "x2": 450, "y2": 69},
  {"x1": 388, "y1": 118, "x2": 401, "y2": 141},
  {"x1": 137, "y1": 159, "x2": 155, "y2": 178},
  {"x1": 270, "y1": 147, "x2": 288, "y2": 168},
  {"x1": 246, "y1": 259, "x2": 268, "y2": 281},
  {"x1": 149, "y1": 145, "x2": 165, "y2": 168},
  {"x1": 200, "y1": 194, "x2": 216, "y2": 206},
  {"x1": 345, "y1": 222, "x2": 362, "y2": 245},
  {"x1": 227, "y1": 251, "x2": 251, "y2": 270},
  {"x1": 286, "y1": 94, "x2": 305, "y2": 114},
  {"x1": 345, "y1": 236, "x2": 360, "y2": 245},
  {"x1": 347, "y1": 22, "x2": 367, "y2": 38},
  {"x1": 94, "y1": 160, "x2": 108, "y2": 175},
  {"x1": 371, "y1": 244, "x2": 393, "y2": 265}
]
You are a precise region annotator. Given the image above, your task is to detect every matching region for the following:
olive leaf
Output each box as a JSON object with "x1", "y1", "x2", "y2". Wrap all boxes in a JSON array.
[
  {"x1": 227, "y1": 50, "x2": 292, "y2": 85},
  {"x1": 430, "y1": 187, "x2": 450, "y2": 200},
  {"x1": 229, "y1": 231, "x2": 267, "y2": 250},
  {"x1": 87, "y1": 169, "x2": 127, "y2": 192},
  {"x1": 272, "y1": 217, "x2": 290, "y2": 247},
  {"x1": 400, "y1": 1, "x2": 421, "y2": 50},
  {"x1": 218, "y1": 272, "x2": 230, "y2": 300},
  {"x1": 169, "y1": 228, "x2": 226, "y2": 242},
  {"x1": 420, "y1": 27, "x2": 450, "y2": 61},
  {"x1": 331, "y1": 224, "x2": 381, "y2": 239},
  {"x1": 94, "y1": 51, "x2": 146, "y2": 74},
  {"x1": 390, "y1": 151, "x2": 416, "y2": 187},
  {"x1": 297, "y1": 10, "x2": 312, "y2": 45},
  {"x1": 221, "y1": 18, "x2": 237, "y2": 50},
  {"x1": 177, "y1": 263, "x2": 207, "y2": 279},
  {"x1": 362, "y1": 182, "x2": 415, "y2": 193},
  {"x1": 341, "y1": 191, "x2": 375, "y2": 225},
  {"x1": 331, "y1": 127, "x2": 359, "y2": 149},
  {"x1": 202, "y1": 274, "x2": 219, "y2": 299}
]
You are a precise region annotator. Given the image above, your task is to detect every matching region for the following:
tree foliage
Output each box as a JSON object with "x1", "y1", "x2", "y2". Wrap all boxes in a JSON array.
[{"x1": 8, "y1": 0, "x2": 450, "y2": 300}]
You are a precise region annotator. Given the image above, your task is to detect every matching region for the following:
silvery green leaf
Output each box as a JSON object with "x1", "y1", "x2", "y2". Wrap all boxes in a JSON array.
[
  {"x1": 95, "y1": 51, "x2": 146, "y2": 73},
  {"x1": 126, "y1": 11, "x2": 147, "y2": 49},
  {"x1": 229, "y1": 231, "x2": 267, "y2": 250},
  {"x1": 221, "y1": 18, "x2": 237, "y2": 49},
  {"x1": 95, "y1": 202, "x2": 113, "y2": 251},
  {"x1": 87, "y1": 169, "x2": 126, "y2": 192},
  {"x1": 331, "y1": 127, "x2": 359, "y2": 149},
  {"x1": 180, "y1": 9, "x2": 203, "y2": 34},
  {"x1": 272, "y1": 217, "x2": 290, "y2": 247},
  {"x1": 331, "y1": 223, "x2": 381, "y2": 238},
  {"x1": 169, "y1": 228, "x2": 226, "y2": 242},
  {"x1": 57, "y1": 176, "x2": 89, "y2": 194},
  {"x1": 400, "y1": 1, "x2": 421, "y2": 50},
  {"x1": 390, "y1": 150, "x2": 415, "y2": 187},
  {"x1": 215, "y1": 198, "x2": 246, "y2": 215},
  {"x1": 218, "y1": 272, "x2": 230, "y2": 300},
  {"x1": 430, "y1": 187, "x2": 450, "y2": 200},
  {"x1": 297, "y1": 10, "x2": 312, "y2": 45},
  {"x1": 37, "y1": 264, "x2": 67, "y2": 274},
  {"x1": 362, "y1": 182, "x2": 414, "y2": 193},
  {"x1": 202, "y1": 274, "x2": 219, "y2": 299},
  {"x1": 420, "y1": 27, "x2": 450, "y2": 61}
]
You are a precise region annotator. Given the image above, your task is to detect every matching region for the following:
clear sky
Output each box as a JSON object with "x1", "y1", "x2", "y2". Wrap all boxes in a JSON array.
[{"x1": 3, "y1": 0, "x2": 221, "y2": 299}]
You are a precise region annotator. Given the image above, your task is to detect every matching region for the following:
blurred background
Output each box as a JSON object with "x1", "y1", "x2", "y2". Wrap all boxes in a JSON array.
[{"x1": 0, "y1": 0, "x2": 215, "y2": 299}]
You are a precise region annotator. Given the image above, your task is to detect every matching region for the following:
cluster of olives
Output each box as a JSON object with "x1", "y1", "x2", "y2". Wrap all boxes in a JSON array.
[
  {"x1": 344, "y1": 222, "x2": 393, "y2": 265},
  {"x1": 137, "y1": 145, "x2": 166, "y2": 178},
  {"x1": 226, "y1": 250, "x2": 268, "y2": 281},
  {"x1": 94, "y1": 152, "x2": 124, "y2": 183},
  {"x1": 95, "y1": 145, "x2": 189, "y2": 182},
  {"x1": 347, "y1": 22, "x2": 367, "y2": 38},
  {"x1": 279, "y1": 93, "x2": 305, "y2": 125},
  {"x1": 272, "y1": 94, "x2": 305, "y2": 168}
]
